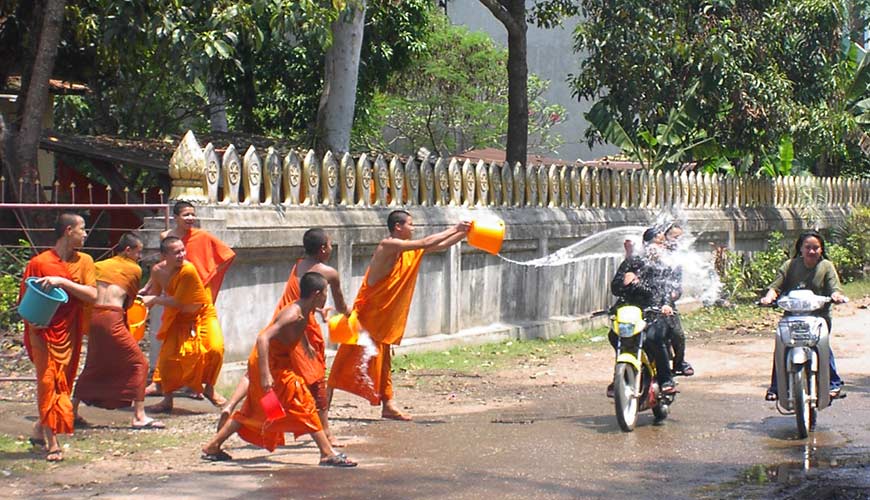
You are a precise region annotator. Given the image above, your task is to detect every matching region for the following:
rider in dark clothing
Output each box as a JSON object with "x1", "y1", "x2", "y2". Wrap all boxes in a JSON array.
[
  {"x1": 662, "y1": 223, "x2": 693, "y2": 377},
  {"x1": 608, "y1": 227, "x2": 677, "y2": 395}
]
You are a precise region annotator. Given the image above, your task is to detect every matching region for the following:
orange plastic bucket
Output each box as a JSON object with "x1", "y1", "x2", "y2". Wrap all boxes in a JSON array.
[
  {"x1": 467, "y1": 218, "x2": 505, "y2": 255},
  {"x1": 127, "y1": 297, "x2": 148, "y2": 342},
  {"x1": 328, "y1": 312, "x2": 360, "y2": 345}
]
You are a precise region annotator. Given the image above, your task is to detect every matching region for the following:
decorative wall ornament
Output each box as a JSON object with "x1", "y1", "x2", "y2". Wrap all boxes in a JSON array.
[
  {"x1": 374, "y1": 155, "x2": 389, "y2": 206},
  {"x1": 405, "y1": 156, "x2": 420, "y2": 206},
  {"x1": 204, "y1": 142, "x2": 220, "y2": 203},
  {"x1": 302, "y1": 149, "x2": 320, "y2": 206},
  {"x1": 221, "y1": 143, "x2": 241, "y2": 205},
  {"x1": 489, "y1": 162, "x2": 502, "y2": 206},
  {"x1": 420, "y1": 157, "x2": 435, "y2": 206},
  {"x1": 282, "y1": 150, "x2": 301, "y2": 205},
  {"x1": 448, "y1": 158, "x2": 462, "y2": 206},
  {"x1": 355, "y1": 154, "x2": 372, "y2": 207},
  {"x1": 512, "y1": 162, "x2": 525, "y2": 206},
  {"x1": 475, "y1": 160, "x2": 489, "y2": 206},
  {"x1": 526, "y1": 165, "x2": 538, "y2": 207},
  {"x1": 264, "y1": 147, "x2": 281, "y2": 205},
  {"x1": 434, "y1": 157, "x2": 450, "y2": 206},
  {"x1": 500, "y1": 161, "x2": 512, "y2": 206},
  {"x1": 321, "y1": 151, "x2": 340, "y2": 206},
  {"x1": 168, "y1": 130, "x2": 208, "y2": 202},
  {"x1": 340, "y1": 152, "x2": 356, "y2": 206}
]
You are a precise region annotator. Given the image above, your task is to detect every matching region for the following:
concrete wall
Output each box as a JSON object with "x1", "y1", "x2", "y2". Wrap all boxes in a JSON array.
[{"x1": 142, "y1": 204, "x2": 850, "y2": 374}]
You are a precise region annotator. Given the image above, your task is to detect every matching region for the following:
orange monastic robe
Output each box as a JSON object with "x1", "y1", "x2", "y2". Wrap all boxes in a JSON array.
[
  {"x1": 183, "y1": 228, "x2": 235, "y2": 303},
  {"x1": 328, "y1": 249, "x2": 424, "y2": 405},
  {"x1": 152, "y1": 228, "x2": 234, "y2": 384},
  {"x1": 155, "y1": 262, "x2": 224, "y2": 394},
  {"x1": 232, "y1": 334, "x2": 322, "y2": 452},
  {"x1": 273, "y1": 261, "x2": 325, "y2": 385},
  {"x1": 19, "y1": 249, "x2": 96, "y2": 434},
  {"x1": 74, "y1": 255, "x2": 148, "y2": 409}
]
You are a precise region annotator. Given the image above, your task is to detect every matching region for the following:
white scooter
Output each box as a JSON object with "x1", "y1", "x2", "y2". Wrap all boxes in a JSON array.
[{"x1": 772, "y1": 290, "x2": 843, "y2": 438}]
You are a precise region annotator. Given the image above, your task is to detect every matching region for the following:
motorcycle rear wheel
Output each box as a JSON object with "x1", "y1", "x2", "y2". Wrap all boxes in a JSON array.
[
  {"x1": 793, "y1": 367, "x2": 816, "y2": 439},
  {"x1": 614, "y1": 363, "x2": 639, "y2": 432}
]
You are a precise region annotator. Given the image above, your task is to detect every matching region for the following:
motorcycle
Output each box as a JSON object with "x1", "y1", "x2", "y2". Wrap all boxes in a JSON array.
[
  {"x1": 770, "y1": 289, "x2": 843, "y2": 438},
  {"x1": 611, "y1": 305, "x2": 676, "y2": 431}
]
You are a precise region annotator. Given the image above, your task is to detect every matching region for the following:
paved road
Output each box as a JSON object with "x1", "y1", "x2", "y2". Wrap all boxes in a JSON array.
[{"x1": 30, "y1": 304, "x2": 870, "y2": 499}]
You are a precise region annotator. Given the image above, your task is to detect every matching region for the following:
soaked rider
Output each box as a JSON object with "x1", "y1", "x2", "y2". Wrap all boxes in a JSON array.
[
  {"x1": 662, "y1": 223, "x2": 694, "y2": 377},
  {"x1": 606, "y1": 226, "x2": 677, "y2": 397}
]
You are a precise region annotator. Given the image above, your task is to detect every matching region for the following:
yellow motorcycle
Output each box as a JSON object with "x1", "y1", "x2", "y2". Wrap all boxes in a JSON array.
[{"x1": 611, "y1": 305, "x2": 675, "y2": 431}]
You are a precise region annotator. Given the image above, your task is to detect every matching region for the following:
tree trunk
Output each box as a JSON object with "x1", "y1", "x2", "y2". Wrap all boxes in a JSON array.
[
  {"x1": 315, "y1": 2, "x2": 367, "y2": 156},
  {"x1": 505, "y1": 14, "x2": 529, "y2": 169},
  {"x1": 13, "y1": 0, "x2": 67, "y2": 203},
  {"x1": 207, "y1": 77, "x2": 229, "y2": 133},
  {"x1": 478, "y1": 0, "x2": 529, "y2": 168}
]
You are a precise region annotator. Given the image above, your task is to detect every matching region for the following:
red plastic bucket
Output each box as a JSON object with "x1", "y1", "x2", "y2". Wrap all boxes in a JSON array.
[{"x1": 260, "y1": 389, "x2": 286, "y2": 421}]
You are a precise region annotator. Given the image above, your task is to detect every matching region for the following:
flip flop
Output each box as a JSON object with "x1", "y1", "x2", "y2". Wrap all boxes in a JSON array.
[
  {"x1": 319, "y1": 454, "x2": 357, "y2": 468},
  {"x1": 46, "y1": 449, "x2": 63, "y2": 462},
  {"x1": 132, "y1": 418, "x2": 166, "y2": 430},
  {"x1": 201, "y1": 450, "x2": 233, "y2": 462}
]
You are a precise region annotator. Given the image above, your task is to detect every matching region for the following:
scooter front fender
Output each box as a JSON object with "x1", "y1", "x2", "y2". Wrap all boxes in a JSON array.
[{"x1": 615, "y1": 353, "x2": 642, "y2": 372}]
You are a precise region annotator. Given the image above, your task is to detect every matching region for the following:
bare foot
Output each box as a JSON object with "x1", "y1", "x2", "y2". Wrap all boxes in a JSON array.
[
  {"x1": 203, "y1": 386, "x2": 227, "y2": 407},
  {"x1": 381, "y1": 409, "x2": 412, "y2": 421},
  {"x1": 146, "y1": 401, "x2": 173, "y2": 414},
  {"x1": 327, "y1": 433, "x2": 345, "y2": 448},
  {"x1": 46, "y1": 448, "x2": 63, "y2": 462},
  {"x1": 216, "y1": 410, "x2": 231, "y2": 433}
]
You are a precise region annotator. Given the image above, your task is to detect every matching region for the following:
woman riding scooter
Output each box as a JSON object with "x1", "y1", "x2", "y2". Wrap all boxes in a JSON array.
[{"x1": 759, "y1": 230, "x2": 849, "y2": 401}]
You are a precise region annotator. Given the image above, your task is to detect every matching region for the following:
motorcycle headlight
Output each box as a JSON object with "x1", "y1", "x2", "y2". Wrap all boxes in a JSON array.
[{"x1": 618, "y1": 322, "x2": 636, "y2": 338}]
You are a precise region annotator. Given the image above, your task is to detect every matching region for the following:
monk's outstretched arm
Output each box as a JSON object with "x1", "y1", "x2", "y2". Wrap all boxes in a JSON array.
[
  {"x1": 35, "y1": 276, "x2": 97, "y2": 303},
  {"x1": 425, "y1": 229, "x2": 467, "y2": 254}
]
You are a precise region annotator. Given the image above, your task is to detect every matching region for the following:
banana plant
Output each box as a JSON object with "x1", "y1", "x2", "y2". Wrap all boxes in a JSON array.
[{"x1": 586, "y1": 82, "x2": 714, "y2": 170}]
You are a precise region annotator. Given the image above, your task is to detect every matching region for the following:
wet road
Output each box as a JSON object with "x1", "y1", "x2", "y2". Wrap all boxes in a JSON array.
[{"x1": 33, "y1": 306, "x2": 870, "y2": 499}]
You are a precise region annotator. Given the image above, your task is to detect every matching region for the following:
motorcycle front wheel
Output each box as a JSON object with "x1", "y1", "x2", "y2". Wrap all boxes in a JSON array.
[
  {"x1": 793, "y1": 367, "x2": 816, "y2": 439},
  {"x1": 614, "y1": 363, "x2": 639, "y2": 432}
]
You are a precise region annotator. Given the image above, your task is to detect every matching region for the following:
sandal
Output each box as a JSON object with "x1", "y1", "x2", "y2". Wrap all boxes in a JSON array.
[
  {"x1": 131, "y1": 417, "x2": 166, "y2": 430},
  {"x1": 28, "y1": 437, "x2": 46, "y2": 448},
  {"x1": 46, "y1": 448, "x2": 63, "y2": 462},
  {"x1": 765, "y1": 388, "x2": 778, "y2": 401},
  {"x1": 830, "y1": 387, "x2": 844, "y2": 399},
  {"x1": 660, "y1": 381, "x2": 677, "y2": 395},
  {"x1": 319, "y1": 454, "x2": 357, "y2": 468},
  {"x1": 674, "y1": 362, "x2": 695, "y2": 377},
  {"x1": 201, "y1": 450, "x2": 233, "y2": 462}
]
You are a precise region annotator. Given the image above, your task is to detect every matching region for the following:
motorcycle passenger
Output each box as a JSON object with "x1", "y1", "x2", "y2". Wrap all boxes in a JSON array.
[
  {"x1": 607, "y1": 227, "x2": 677, "y2": 397},
  {"x1": 759, "y1": 230, "x2": 849, "y2": 401},
  {"x1": 662, "y1": 223, "x2": 694, "y2": 377}
]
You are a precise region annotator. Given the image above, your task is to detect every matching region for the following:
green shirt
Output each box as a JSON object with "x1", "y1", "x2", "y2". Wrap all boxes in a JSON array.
[{"x1": 769, "y1": 258, "x2": 843, "y2": 297}]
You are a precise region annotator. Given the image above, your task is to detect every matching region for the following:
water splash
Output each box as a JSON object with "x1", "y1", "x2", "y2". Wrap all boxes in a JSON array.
[
  {"x1": 496, "y1": 225, "x2": 648, "y2": 267},
  {"x1": 354, "y1": 329, "x2": 380, "y2": 391}
]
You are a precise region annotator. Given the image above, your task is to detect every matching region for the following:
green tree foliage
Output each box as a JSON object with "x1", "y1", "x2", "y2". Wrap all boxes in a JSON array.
[
  {"x1": 354, "y1": 14, "x2": 566, "y2": 156},
  {"x1": 572, "y1": 0, "x2": 870, "y2": 176},
  {"x1": 50, "y1": 0, "x2": 430, "y2": 142},
  {"x1": 715, "y1": 232, "x2": 790, "y2": 301}
]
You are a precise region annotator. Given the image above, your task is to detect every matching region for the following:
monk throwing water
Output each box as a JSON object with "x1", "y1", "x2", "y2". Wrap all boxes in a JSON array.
[
  {"x1": 217, "y1": 228, "x2": 348, "y2": 446},
  {"x1": 328, "y1": 210, "x2": 470, "y2": 421},
  {"x1": 146, "y1": 201, "x2": 234, "y2": 403},
  {"x1": 201, "y1": 272, "x2": 357, "y2": 467},
  {"x1": 72, "y1": 233, "x2": 164, "y2": 429},
  {"x1": 143, "y1": 236, "x2": 225, "y2": 413},
  {"x1": 19, "y1": 213, "x2": 97, "y2": 461}
]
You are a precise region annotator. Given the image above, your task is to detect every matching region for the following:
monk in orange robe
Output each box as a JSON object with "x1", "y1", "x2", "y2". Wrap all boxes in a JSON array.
[
  {"x1": 72, "y1": 233, "x2": 164, "y2": 429},
  {"x1": 328, "y1": 210, "x2": 469, "y2": 420},
  {"x1": 217, "y1": 228, "x2": 348, "y2": 444},
  {"x1": 201, "y1": 272, "x2": 356, "y2": 467},
  {"x1": 147, "y1": 201, "x2": 233, "y2": 403},
  {"x1": 19, "y1": 213, "x2": 97, "y2": 461},
  {"x1": 143, "y1": 236, "x2": 224, "y2": 413}
]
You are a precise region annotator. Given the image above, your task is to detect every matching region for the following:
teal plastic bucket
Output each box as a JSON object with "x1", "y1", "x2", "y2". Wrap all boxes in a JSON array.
[{"x1": 19, "y1": 277, "x2": 69, "y2": 326}]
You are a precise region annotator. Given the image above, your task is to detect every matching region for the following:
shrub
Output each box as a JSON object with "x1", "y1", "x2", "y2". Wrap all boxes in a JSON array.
[
  {"x1": 715, "y1": 231, "x2": 790, "y2": 301},
  {"x1": 0, "y1": 241, "x2": 32, "y2": 334},
  {"x1": 831, "y1": 205, "x2": 870, "y2": 280}
]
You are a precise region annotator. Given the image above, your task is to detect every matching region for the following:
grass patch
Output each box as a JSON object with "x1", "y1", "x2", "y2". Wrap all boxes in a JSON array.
[
  {"x1": 843, "y1": 278, "x2": 870, "y2": 299},
  {"x1": 392, "y1": 325, "x2": 610, "y2": 374}
]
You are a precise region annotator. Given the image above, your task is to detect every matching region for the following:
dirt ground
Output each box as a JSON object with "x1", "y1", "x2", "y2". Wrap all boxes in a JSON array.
[{"x1": 0, "y1": 297, "x2": 868, "y2": 498}]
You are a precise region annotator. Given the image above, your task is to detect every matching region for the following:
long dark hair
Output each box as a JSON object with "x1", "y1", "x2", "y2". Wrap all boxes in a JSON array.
[{"x1": 793, "y1": 230, "x2": 827, "y2": 260}]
